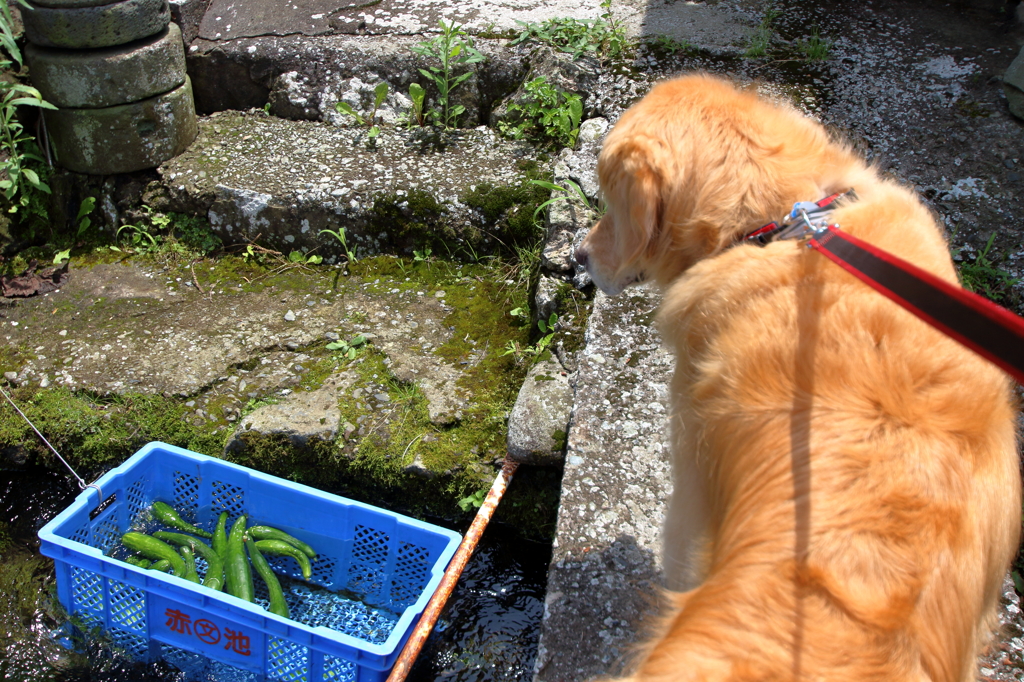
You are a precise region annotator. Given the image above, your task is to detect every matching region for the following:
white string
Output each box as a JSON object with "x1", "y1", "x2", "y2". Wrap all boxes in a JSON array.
[{"x1": 0, "y1": 383, "x2": 89, "y2": 490}]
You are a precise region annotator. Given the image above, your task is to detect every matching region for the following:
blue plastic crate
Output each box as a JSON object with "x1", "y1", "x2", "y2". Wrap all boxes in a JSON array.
[{"x1": 38, "y1": 442, "x2": 461, "y2": 682}]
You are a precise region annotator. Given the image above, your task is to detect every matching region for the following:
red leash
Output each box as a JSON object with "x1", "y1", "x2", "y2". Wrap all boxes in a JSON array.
[
  {"x1": 746, "y1": 193, "x2": 1024, "y2": 385},
  {"x1": 808, "y1": 226, "x2": 1024, "y2": 385}
]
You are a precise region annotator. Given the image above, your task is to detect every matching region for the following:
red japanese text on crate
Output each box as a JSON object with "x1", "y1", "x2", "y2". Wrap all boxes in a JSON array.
[{"x1": 165, "y1": 607, "x2": 251, "y2": 656}]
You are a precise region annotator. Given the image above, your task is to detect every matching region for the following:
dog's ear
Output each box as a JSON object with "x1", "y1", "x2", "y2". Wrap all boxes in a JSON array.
[{"x1": 601, "y1": 137, "x2": 664, "y2": 276}]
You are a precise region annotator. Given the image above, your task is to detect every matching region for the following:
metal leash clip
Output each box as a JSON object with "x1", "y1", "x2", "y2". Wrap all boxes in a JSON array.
[
  {"x1": 744, "y1": 190, "x2": 856, "y2": 247},
  {"x1": 772, "y1": 201, "x2": 836, "y2": 242}
]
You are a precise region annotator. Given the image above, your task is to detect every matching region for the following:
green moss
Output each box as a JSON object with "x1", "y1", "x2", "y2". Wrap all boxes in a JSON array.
[
  {"x1": 553, "y1": 281, "x2": 593, "y2": 353},
  {"x1": 220, "y1": 256, "x2": 558, "y2": 538},
  {"x1": 0, "y1": 388, "x2": 223, "y2": 474},
  {"x1": 366, "y1": 189, "x2": 460, "y2": 254},
  {"x1": 0, "y1": 345, "x2": 26, "y2": 376},
  {"x1": 462, "y1": 162, "x2": 551, "y2": 250}
]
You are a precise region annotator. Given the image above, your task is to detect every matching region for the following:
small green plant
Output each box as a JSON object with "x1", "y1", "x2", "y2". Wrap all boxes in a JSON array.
[
  {"x1": 510, "y1": 0, "x2": 631, "y2": 62},
  {"x1": 172, "y1": 213, "x2": 222, "y2": 254},
  {"x1": 644, "y1": 34, "x2": 693, "y2": 56},
  {"x1": 797, "y1": 27, "x2": 831, "y2": 61},
  {"x1": 411, "y1": 20, "x2": 485, "y2": 129},
  {"x1": 413, "y1": 246, "x2": 432, "y2": 262},
  {"x1": 335, "y1": 82, "x2": 389, "y2": 140},
  {"x1": 509, "y1": 306, "x2": 529, "y2": 321},
  {"x1": 457, "y1": 488, "x2": 487, "y2": 511},
  {"x1": 502, "y1": 312, "x2": 558, "y2": 362},
  {"x1": 75, "y1": 196, "x2": 96, "y2": 239},
  {"x1": 499, "y1": 76, "x2": 583, "y2": 149},
  {"x1": 529, "y1": 178, "x2": 600, "y2": 222},
  {"x1": 408, "y1": 82, "x2": 426, "y2": 127},
  {"x1": 319, "y1": 227, "x2": 357, "y2": 264},
  {"x1": 744, "y1": 6, "x2": 779, "y2": 58},
  {"x1": 115, "y1": 222, "x2": 160, "y2": 253},
  {"x1": 0, "y1": 0, "x2": 56, "y2": 213},
  {"x1": 327, "y1": 334, "x2": 367, "y2": 359},
  {"x1": 288, "y1": 250, "x2": 322, "y2": 265},
  {"x1": 958, "y1": 234, "x2": 1020, "y2": 304}
]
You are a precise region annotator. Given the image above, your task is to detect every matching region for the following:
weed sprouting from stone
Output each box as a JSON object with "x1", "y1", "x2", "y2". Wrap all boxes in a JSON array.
[
  {"x1": 412, "y1": 21, "x2": 486, "y2": 129},
  {"x1": 408, "y1": 82, "x2": 426, "y2": 127},
  {"x1": 499, "y1": 77, "x2": 583, "y2": 149},
  {"x1": 319, "y1": 227, "x2": 358, "y2": 264},
  {"x1": 511, "y1": 0, "x2": 631, "y2": 62},
  {"x1": 798, "y1": 26, "x2": 831, "y2": 61},
  {"x1": 957, "y1": 233, "x2": 1021, "y2": 306},
  {"x1": 335, "y1": 82, "x2": 389, "y2": 142},
  {"x1": 744, "y1": 6, "x2": 780, "y2": 58},
  {"x1": 644, "y1": 34, "x2": 695, "y2": 57}
]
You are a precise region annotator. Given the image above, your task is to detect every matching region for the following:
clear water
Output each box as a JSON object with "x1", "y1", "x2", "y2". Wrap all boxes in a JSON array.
[{"x1": 0, "y1": 467, "x2": 550, "y2": 682}]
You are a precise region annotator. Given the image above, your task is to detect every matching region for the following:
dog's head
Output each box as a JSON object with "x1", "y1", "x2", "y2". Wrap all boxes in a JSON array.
[{"x1": 576, "y1": 74, "x2": 850, "y2": 296}]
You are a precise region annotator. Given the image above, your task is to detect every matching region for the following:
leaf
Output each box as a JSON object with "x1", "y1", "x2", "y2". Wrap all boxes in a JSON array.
[
  {"x1": 326, "y1": 341, "x2": 346, "y2": 350},
  {"x1": 529, "y1": 179, "x2": 567, "y2": 192},
  {"x1": 373, "y1": 82, "x2": 389, "y2": 108},
  {"x1": 350, "y1": 334, "x2": 367, "y2": 346},
  {"x1": 77, "y1": 196, "x2": 96, "y2": 221},
  {"x1": 53, "y1": 248, "x2": 70, "y2": 264},
  {"x1": 548, "y1": 312, "x2": 558, "y2": 328},
  {"x1": 568, "y1": 97, "x2": 583, "y2": 129},
  {"x1": 306, "y1": 254, "x2": 323, "y2": 264},
  {"x1": 288, "y1": 250, "x2": 304, "y2": 263},
  {"x1": 367, "y1": 125, "x2": 380, "y2": 138},
  {"x1": 21, "y1": 168, "x2": 39, "y2": 185},
  {"x1": 346, "y1": 347, "x2": 356, "y2": 359},
  {"x1": 409, "y1": 82, "x2": 425, "y2": 105},
  {"x1": 334, "y1": 101, "x2": 364, "y2": 124}
]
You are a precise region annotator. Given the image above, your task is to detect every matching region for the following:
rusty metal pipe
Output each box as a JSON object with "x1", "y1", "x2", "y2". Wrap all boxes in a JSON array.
[{"x1": 385, "y1": 456, "x2": 520, "y2": 682}]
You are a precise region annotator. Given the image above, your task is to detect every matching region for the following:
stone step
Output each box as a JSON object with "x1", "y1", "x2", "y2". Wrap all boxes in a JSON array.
[{"x1": 153, "y1": 111, "x2": 544, "y2": 260}]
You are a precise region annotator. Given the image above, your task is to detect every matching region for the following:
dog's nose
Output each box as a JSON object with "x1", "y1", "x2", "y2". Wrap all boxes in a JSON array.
[{"x1": 574, "y1": 246, "x2": 589, "y2": 268}]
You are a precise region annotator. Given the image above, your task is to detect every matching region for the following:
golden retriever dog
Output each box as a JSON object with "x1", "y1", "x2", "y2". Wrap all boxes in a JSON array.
[{"x1": 574, "y1": 74, "x2": 1021, "y2": 682}]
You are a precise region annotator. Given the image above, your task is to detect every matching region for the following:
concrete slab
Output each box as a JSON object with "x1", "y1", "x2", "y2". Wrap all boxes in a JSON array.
[
  {"x1": 195, "y1": 0, "x2": 755, "y2": 51},
  {"x1": 533, "y1": 285, "x2": 674, "y2": 681},
  {"x1": 158, "y1": 111, "x2": 540, "y2": 258}
]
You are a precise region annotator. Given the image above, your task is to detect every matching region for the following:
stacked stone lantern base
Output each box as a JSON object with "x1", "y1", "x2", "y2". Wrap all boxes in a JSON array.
[{"x1": 24, "y1": 0, "x2": 197, "y2": 174}]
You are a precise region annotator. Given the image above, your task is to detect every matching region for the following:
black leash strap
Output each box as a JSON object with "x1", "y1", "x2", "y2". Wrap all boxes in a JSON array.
[{"x1": 809, "y1": 226, "x2": 1024, "y2": 385}]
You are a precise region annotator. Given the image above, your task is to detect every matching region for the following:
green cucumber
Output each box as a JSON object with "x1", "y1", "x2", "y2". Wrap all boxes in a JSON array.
[
  {"x1": 124, "y1": 555, "x2": 150, "y2": 569},
  {"x1": 248, "y1": 541, "x2": 290, "y2": 619},
  {"x1": 212, "y1": 511, "x2": 229, "y2": 558},
  {"x1": 149, "y1": 559, "x2": 173, "y2": 572},
  {"x1": 151, "y1": 501, "x2": 213, "y2": 539},
  {"x1": 225, "y1": 515, "x2": 254, "y2": 602},
  {"x1": 248, "y1": 525, "x2": 317, "y2": 560},
  {"x1": 121, "y1": 532, "x2": 186, "y2": 578},
  {"x1": 154, "y1": 531, "x2": 225, "y2": 591},
  {"x1": 179, "y1": 545, "x2": 201, "y2": 584},
  {"x1": 254, "y1": 539, "x2": 312, "y2": 580}
]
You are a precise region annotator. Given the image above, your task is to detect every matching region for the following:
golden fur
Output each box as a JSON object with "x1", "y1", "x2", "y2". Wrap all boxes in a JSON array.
[{"x1": 575, "y1": 74, "x2": 1021, "y2": 682}]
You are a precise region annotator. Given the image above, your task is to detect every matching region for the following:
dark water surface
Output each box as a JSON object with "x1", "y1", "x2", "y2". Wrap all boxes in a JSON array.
[{"x1": 0, "y1": 467, "x2": 549, "y2": 682}]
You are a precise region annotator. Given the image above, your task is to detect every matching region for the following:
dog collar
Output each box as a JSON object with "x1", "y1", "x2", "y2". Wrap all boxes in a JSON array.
[{"x1": 743, "y1": 189, "x2": 856, "y2": 246}]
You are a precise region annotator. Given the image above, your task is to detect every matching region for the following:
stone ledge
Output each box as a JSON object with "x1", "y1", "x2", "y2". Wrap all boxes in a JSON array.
[{"x1": 158, "y1": 111, "x2": 542, "y2": 259}]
